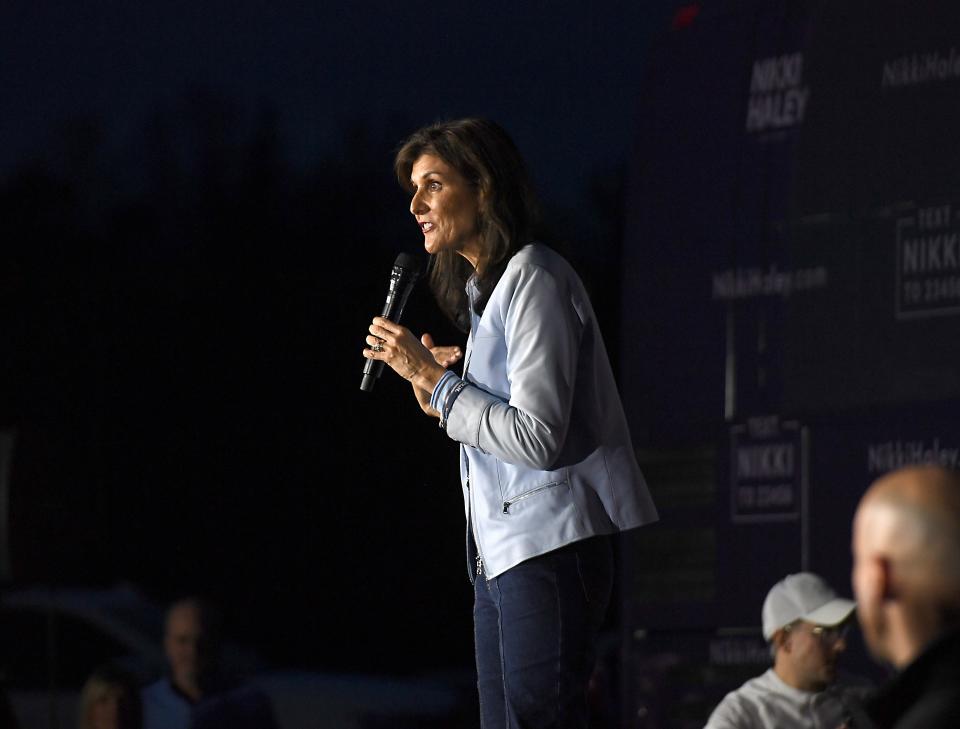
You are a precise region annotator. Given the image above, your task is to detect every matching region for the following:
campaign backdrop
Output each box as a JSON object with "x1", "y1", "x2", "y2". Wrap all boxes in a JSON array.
[{"x1": 619, "y1": 1, "x2": 960, "y2": 724}]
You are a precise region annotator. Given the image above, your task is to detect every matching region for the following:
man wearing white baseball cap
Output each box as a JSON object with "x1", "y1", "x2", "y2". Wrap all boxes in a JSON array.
[{"x1": 704, "y1": 572, "x2": 869, "y2": 729}]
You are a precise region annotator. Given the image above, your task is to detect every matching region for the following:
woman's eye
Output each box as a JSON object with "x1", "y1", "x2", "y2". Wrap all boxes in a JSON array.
[{"x1": 428, "y1": 181, "x2": 441, "y2": 191}]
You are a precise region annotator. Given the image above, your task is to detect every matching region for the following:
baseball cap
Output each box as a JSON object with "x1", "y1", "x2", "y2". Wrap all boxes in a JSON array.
[{"x1": 761, "y1": 572, "x2": 856, "y2": 640}]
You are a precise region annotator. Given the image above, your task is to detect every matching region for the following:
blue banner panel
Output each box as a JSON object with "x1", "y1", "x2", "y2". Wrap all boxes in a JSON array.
[
  {"x1": 780, "y1": 211, "x2": 960, "y2": 414},
  {"x1": 795, "y1": 0, "x2": 960, "y2": 216},
  {"x1": 623, "y1": 627, "x2": 770, "y2": 729}
]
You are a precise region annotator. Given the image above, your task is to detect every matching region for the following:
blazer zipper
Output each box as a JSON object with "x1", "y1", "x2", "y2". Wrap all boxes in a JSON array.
[
  {"x1": 501, "y1": 481, "x2": 564, "y2": 514},
  {"x1": 464, "y1": 288, "x2": 483, "y2": 577},
  {"x1": 468, "y1": 475, "x2": 484, "y2": 576}
]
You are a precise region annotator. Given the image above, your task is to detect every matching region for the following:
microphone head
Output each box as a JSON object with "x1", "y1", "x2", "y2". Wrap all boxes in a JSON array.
[{"x1": 394, "y1": 251, "x2": 424, "y2": 279}]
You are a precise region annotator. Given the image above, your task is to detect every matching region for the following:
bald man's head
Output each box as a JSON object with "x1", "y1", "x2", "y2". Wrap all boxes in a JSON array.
[
  {"x1": 859, "y1": 466, "x2": 960, "y2": 594},
  {"x1": 852, "y1": 465, "x2": 960, "y2": 668}
]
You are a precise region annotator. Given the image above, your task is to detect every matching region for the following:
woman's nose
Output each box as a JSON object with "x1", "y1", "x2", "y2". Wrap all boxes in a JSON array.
[{"x1": 410, "y1": 189, "x2": 428, "y2": 215}]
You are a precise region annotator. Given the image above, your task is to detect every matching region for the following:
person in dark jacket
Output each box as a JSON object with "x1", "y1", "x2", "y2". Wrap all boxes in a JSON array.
[{"x1": 851, "y1": 464, "x2": 960, "y2": 728}]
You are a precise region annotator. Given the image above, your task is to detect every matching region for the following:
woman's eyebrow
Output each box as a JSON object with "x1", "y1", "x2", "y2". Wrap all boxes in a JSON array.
[{"x1": 412, "y1": 170, "x2": 443, "y2": 183}]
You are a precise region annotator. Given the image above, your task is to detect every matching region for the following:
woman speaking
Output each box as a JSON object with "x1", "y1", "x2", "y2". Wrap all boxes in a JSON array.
[{"x1": 362, "y1": 117, "x2": 658, "y2": 729}]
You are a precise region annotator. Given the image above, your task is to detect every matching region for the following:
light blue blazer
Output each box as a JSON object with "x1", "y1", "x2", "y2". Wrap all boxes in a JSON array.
[{"x1": 444, "y1": 243, "x2": 658, "y2": 578}]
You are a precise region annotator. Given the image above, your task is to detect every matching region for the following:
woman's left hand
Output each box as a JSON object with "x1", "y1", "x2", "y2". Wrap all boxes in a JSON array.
[{"x1": 364, "y1": 316, "x2": 445, "y2": 391}]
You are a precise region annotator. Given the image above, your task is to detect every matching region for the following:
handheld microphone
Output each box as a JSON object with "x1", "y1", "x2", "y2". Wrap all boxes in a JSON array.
[{"x1": 360, "y1": 252, "x2": 424, "y2": 392}]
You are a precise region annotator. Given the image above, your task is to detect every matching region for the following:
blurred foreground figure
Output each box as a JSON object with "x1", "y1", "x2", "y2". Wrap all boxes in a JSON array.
[
  {"x1": 78, "y1": 664, "x2": 141, "y2": 729},
  {"x1": 141, "y1": 597, "x2": 278, "y2": 729},
  {"x1": 852, "y1": 465, "x2": 960, "y2": 728},
  {"x1": 0, "y1": 682, "x2": 18, "y2": 729},
  {"x1": 705, "y1": 572, "x2": 870, "y2": 729}
]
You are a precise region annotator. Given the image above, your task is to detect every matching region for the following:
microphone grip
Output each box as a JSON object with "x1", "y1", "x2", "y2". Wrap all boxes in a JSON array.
[
  {"x1": 360, "y1": 363, "x2": 381, "y2": 392},
  {"x1": 360, "y1": 281, "x2": 416, "y2": 392}
]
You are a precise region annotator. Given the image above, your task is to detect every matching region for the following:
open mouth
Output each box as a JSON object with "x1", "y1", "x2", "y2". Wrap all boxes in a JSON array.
[{"x1": 420, "y1": 222, "x2": 435, "y2": 234}]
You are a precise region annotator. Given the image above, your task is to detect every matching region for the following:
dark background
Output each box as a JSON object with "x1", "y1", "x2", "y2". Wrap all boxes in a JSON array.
[{"x1": 0, "y1": 0, "x2": 679, "y2": 676}]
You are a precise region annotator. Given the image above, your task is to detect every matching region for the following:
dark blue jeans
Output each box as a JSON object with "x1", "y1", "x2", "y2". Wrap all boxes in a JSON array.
[{"x1": 472, "y1": 534, "x2": 613, "y2": 729}]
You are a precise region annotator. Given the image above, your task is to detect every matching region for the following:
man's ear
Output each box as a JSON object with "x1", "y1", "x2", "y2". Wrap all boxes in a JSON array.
[
  {"x1": 772, "y1": 628, "x2": 790, "y2": 653},
  {"x1": 876, "y1": 555, "x2": 896, "y2": 601},
  {"x1": 860, "y1": 553, "x2": 893, "y2": 601}
]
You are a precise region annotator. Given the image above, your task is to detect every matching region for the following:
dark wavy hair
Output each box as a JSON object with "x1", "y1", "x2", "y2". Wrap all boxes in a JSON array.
[{"x1": 394, "y1": 118, "x2": 540, "y2": 331}]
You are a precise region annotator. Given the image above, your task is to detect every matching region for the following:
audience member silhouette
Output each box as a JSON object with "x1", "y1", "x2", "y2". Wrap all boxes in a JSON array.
[
  {"x1": 141, "y1": 596, "x2": 279, "y2": 729},
  {"x1": 851, "y1": 464, "x2": 960, "y2": 728},
  {"x1": 0, "y1": 681, "x2": 19, "y2": 729},
  {"x1": 704, "y1": 572, "x2": 870, "y2": 728},
  {"x1": 78, "y1": 664, "x2": 142, "y2": 729}
]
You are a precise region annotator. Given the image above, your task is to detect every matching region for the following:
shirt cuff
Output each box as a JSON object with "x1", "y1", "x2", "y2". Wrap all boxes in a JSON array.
[{"x1": 429, "y1": 370, "x2": 460, "y2": 412}]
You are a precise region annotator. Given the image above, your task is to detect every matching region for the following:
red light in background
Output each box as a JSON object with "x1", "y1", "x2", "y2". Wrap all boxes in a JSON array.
[{"x1": 672, "y1": 3, "x2": 702, "y2": 30}]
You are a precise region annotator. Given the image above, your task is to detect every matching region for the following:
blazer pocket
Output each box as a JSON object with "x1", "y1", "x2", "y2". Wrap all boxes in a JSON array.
[{"x1": 501, "y1": 480, "x2": 567, "y2": 514}]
